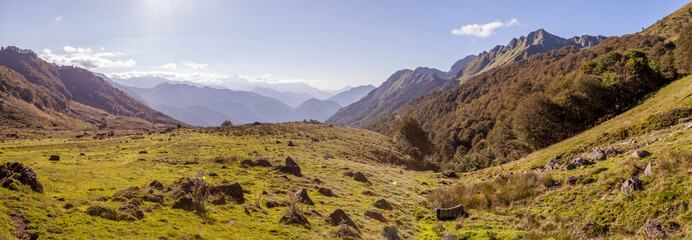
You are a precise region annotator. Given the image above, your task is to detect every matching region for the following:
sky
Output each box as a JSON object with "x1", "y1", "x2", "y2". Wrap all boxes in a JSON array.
[{"x1": 0, "y1": 0, "x2": 688, "y2": 90}]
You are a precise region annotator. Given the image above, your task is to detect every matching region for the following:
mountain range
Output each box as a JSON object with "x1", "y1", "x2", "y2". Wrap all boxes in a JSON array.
[{"x1": 326, "y1": 29, "x2": 607, "y2": 128}]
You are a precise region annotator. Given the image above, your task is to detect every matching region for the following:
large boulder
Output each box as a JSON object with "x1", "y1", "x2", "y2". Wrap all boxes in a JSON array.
[
  {"x1": 632, "y1": 150, "x2": 651, "y2": 158},
  {"x1": 436, "y1": 205, "x2": 466, "y2": 220},
  {"x1": 364, "y1": 210, "x2": 387, "y2": 223},
  {"x1": 587, "y1": 148, "x2": 606, "y2": 160},
  {"x1": 210, "y1": 183, "x2": 244, "y2": 203},
  {"x1": 255, "y1": 158, "x2": 272, "y2": 167},
  {"x1": 605, "y1": 147, "x2": 618, "y2": 157},
  {"x1": 353, "y1": 172, "x2": 370, "y2": 184},
  {"x1": 0, "y1": 162, "x2": 44, "y2": 193},
  {"x1": 285, "y1": 157, "x2": 298, "y2": 166},
  {"x1": 318, "y1": 187, "x2": 335, "y2": 197},
  {"x1": 374, "y1": 198, "x2": 393, "y2": 210},
  {"x1": 295, "y1": 188, "x2": 314, "y2": 205},
  {"x1": 328, "y1": 209, "x2": 358, "y2": 230},
  {"x1": 621, "y1": 177, "x2": 643, "y2": 193}
]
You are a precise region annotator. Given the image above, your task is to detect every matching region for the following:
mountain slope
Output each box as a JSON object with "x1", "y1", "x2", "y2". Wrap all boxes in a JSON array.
[
  {"x1": 643, "y1": 1, "x2": 692, "y2": 39},
  {"x1": 0, "y1": 46, "x2": 179, "y2": 129},
  {"x1": 292, "y1": 98, "x2": 341, "y2": 121},
  {"x1": 421, "y1": 74, "x2": 692, "y2": 239},
  {"x1": 326, "y1": 68, "x2": 454, "y2": 127},
  {"x1": 326, "y1": 85, "x2": 375, "y2": 106},
  {"x1": 368, "y1": 33, "x2": 680, "y2": 171},
  {"x1": 457, "y1": 29, "x2": 607, "y2": 80}
]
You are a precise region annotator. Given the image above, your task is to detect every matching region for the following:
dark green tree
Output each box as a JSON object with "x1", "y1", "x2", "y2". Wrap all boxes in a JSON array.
[{"x1": 676, "y1": 21, "x2": 692, "y2": 74}]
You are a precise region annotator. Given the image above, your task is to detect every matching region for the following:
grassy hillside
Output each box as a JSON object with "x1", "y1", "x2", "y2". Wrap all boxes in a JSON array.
[
  {"x1": 368, "y1": 33, "x2": 680, "y2": 173},
  {"x1": 419, "y1": 75, "x2": 692, "y2": 239},
  {"x1": 643, "y1": 1, "x2": 692, "y2": 39},
  {"x1": 0, "y1": 123, "x2": 449, "y2": 239}
]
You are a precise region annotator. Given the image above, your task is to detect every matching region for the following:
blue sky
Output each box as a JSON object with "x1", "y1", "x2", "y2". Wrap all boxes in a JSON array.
[{"x1": 1, "y1": 0, "x2": 688, "y2": 90}]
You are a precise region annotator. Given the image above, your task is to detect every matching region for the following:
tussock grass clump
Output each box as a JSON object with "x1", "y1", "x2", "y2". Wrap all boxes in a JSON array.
[
  {"x1": 428, "y1": 172, "x2": 554, "y2": 210},
  {"x1": 657, "y1": 150, "x2": 692, "y2": 175}
]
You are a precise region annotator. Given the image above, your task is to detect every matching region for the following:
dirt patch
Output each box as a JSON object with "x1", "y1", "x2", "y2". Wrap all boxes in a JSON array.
[{"x1": 10, "y1": 211, "x2": 38, "y2": 240}]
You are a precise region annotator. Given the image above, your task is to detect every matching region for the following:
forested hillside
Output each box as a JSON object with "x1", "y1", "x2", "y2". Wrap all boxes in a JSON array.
[{"x1": 369, "y1": 32, "x2": 683, "y2": 172}]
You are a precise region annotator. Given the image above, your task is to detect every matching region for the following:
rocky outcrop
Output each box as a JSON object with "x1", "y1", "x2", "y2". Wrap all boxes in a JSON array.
[
  {"x1": 587, "y1": 148, "x2": 606, "y2": 160},
  {"x1": 0, "y1": 162, "x2": 43, "y2": 193},
  {"x1": 632, "y1": 150, "x2": 651, "y2": 158},
  {"x1": 621, "y1": 177, "x2": 643, "y2": 193}
]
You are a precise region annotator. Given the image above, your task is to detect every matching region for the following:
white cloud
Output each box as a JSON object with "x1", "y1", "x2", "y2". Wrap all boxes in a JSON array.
[
  {"x1": 160, "y1": 63, "x2": 177, "y2": 70},
  {"x1": 40, "y1": 46, "x2": 136, "y2": 69},
  {"x1": 184, "y1": 61, "x2": 208, "y2": 70},
  {"x1": 105, "y1": 71, "x2": 229, "y2": 84},
  {"x1": 55, "y1": 16, "x2": 63, "y2": 21},
  {"x1": 451, "y1": 18, "x2": 521, "y2": 38}
]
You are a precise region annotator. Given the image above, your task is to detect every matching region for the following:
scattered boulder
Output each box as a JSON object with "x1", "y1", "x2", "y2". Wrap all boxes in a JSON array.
[
  {"x1": 605, "y1": 147, "x2": 618, "y2": 157},
  {"x1": 138, "y1": 150, "x2": 148, "y2": 154},
  {"x1": 544, "y1": 159, "x2": 560, "y2": 170},
  {"x1": 642, "y1": 221, "x2": 666, "y2": 238},
  {"x1": 679, "y1": 117, "x2": 691, "y2": 124},
  {"x1": 172, "y1": 197, "x2": 201, "y2": 211},
  {"x1": 210, "y1": 183, "x2": 245, "y2": 203},
  {"x1": 632, "y1": 150, "x2": 651, "y2": 158},
  {"x1": 322, "y1": 155, "x2": 334, "y2": 160},
  {"x1": 273, "y1": 165, "x2": 302, "y2": 177},
  {"x1": 79, "y1": 153, "x2": 85, "y2": 156},
  {"x1": 240, "y1": 159, "x2": 255, "y2": 167},
  {"x1": 49, "y1": 155, "x2": 60, "y2": 161},
  {"x1": 272, "y1": 157, "x2": 302, "y2": 177},
  {"x1": 621, "y1": 177, "x2": 643, "y2": 193},
  {"x1": 0, "y1": 162, "x2": 44, "y2": 193},
  {"x1": 311, "y1": 178, "x2": 323, "y2": 184},
  {"x1": 353, "y1": 172, "x2": 370, "y2": 184},
  {"x1": 285, "y1": 157, "x2": 298, "y2": 166},
  {"x1": 685, "y1": 122, "x2": 692, "y2": 130},
  {"x1": 644, "y1": 162, "x2": 654, "y2": 176},
  {"x1": 343, "y1": 171, "x2": 354, "y2": 177},
  {"x1": 328, "y1": 209, "x2": 358, "y2": 230},
  {"x1": 362, "y1": 190, "x2": 376, "y2": 196},
  {"x1": 295, "y1": 188, "x2": 314, "y2": 205},
  {"x1": 435, "y1": 205, "x2": 466, "y2": 220},
  {"x1": 364, "y1": 210, "x2": 387, "y2": 223},
  {"x1": 374, "y1": 198, "x2": 393, "y2": 210},
  {"x1": 255, "y1": 158, "x2": 272, "y2": 167},
  {"x1": 275, "y1": 140, "x2": 282, "y2": 144},
  {"x1": 587, "y1": 148, "x2": 606, "y2": 160},
  {"x1": 149, "y1": 180, "x2": 164, "y2": 190},
  {"x1": 287, "y1": 141, "x2": 295, "y2": 147},
  {"x1": 571, "y1": 157, "x2": 587, "y2": 167},
  {"x1": 318, "y1": 187, "x2": 334, "y2": 197}
]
